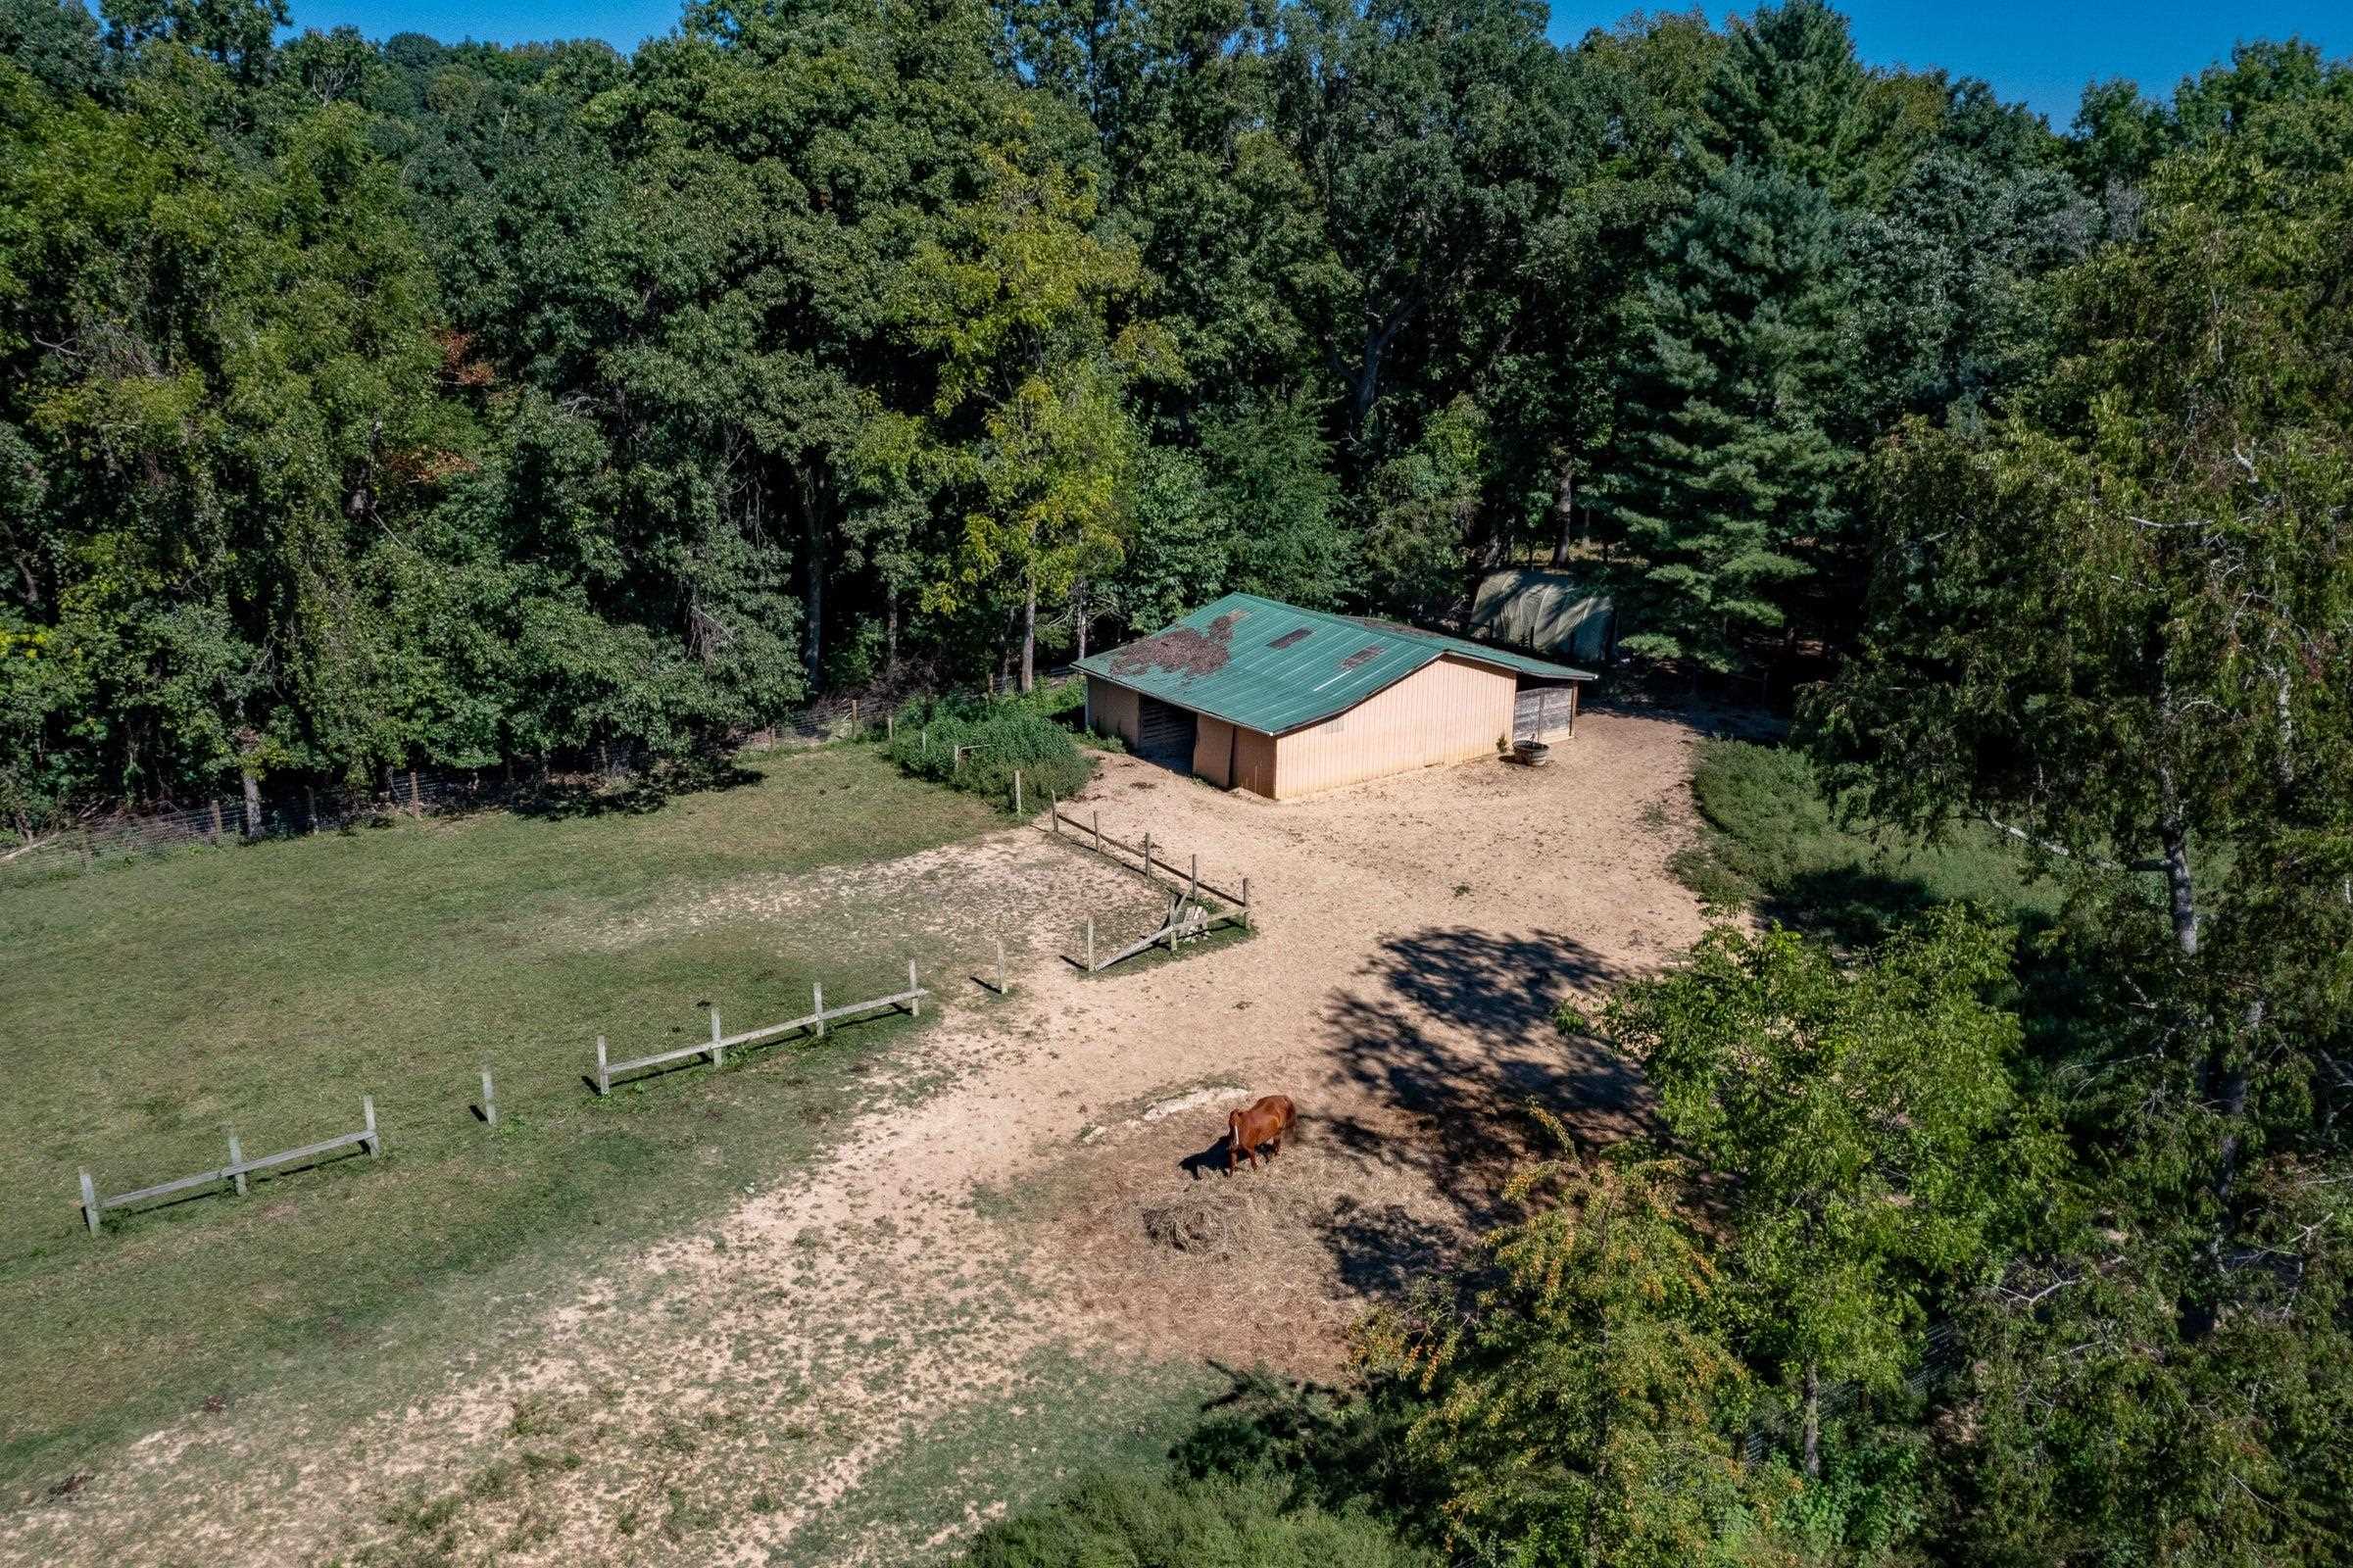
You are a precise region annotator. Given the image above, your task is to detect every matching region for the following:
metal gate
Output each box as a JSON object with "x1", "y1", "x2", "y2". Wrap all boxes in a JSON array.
[
  {"x1": 1136, "y1": 696, "x2": 1198, "y2": 767},
  {"x1": 1514, "y1": 686, "x2": 1577, "y2": 741}
]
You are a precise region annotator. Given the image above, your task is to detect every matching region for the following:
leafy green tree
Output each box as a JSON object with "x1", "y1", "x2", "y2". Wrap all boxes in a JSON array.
[
  {"x1": 1811, "y1": 82, "x2": 2353, "y2": 1563},
  {"x1": 891, "y1": 151, "x2": 1161, "y2": 689},
  {"x1": 1359, "y1": 1147, "x2": 1801, "y2": 1568},
  {"x1": 1605, "y1": 910, "x2": 2054, "y2": 1479}
]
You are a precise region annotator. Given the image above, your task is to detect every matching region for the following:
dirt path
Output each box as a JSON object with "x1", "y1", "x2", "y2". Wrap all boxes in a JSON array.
[{"x1": 1, "y1": 709, "x2": 1710, "y2": 1567}]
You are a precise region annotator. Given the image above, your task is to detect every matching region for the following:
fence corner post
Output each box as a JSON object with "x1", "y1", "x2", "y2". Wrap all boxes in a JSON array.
[
  {"x1": 596, "y1": 1036, "x2": 611, "y2": 1097},
  {"x1": 710, "y1": 1007, "x2": 724, "y2": 1068},
  {"x1": 1049, "y1": 791, "x2": 1059, "y2": 833},
  {"x1": 79, "y1": 1169, "x2": 100, "y2": 1237},
  {"x1": 362, "y1": 1095, "x2": 381, "y2": 1155},
  {"x1": 908, "y1": 959, "x2": 920, "y2": 1016},
  {"x1": 814, "y1": 983, "x2": 825, "y2": 1039},
  {"x1": 227, "y1": 1128, "x2": 246, "y2": 1196}
]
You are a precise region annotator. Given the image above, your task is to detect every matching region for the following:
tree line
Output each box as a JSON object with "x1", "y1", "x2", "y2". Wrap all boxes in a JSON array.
[{"x1": 3, "y1": 0, "x2": 2334, "y2": 821}]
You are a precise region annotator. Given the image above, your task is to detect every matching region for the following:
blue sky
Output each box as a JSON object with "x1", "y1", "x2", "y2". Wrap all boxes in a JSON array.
[{"x1": 283, "y1": 0, "x2": 2351, "y2": 125}]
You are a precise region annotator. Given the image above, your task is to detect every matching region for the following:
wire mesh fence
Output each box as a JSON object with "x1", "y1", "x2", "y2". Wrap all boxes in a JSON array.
[{"x1": 3, "y1": 667, "x2": 1096, "y2": 882}]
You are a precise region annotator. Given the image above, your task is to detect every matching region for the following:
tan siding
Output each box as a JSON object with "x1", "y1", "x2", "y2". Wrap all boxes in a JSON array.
[
  {"x1": 1234, "y1": 726, "x2": 1278, "y2": 798},
  {"x1": 1193, "y1": 715, "x2": 1237, "y2": 787},
  {"x1": 1087, "y1": 675, "x2": 1140, "y2": 746},
  {"x1": 1267, "y1": 655, "x2": 1514, "y2": 800}
]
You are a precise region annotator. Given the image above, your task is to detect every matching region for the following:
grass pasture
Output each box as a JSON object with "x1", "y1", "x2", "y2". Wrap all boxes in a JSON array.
[
  {"x1": 0, "y1": 746, "x2": 1014, "y2": 1484},
  {"x1": 1671, "y1": 738, "x2": 2063, "y2": 941}
]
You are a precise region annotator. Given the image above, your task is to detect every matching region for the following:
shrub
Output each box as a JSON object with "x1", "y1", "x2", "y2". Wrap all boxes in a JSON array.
[
  {"x1": 967, "y1": 1468, "x2": 1430, "y2": 1568},
  {"x1": 885, "y1": 693, "x2": 1094, "y2": 808}
]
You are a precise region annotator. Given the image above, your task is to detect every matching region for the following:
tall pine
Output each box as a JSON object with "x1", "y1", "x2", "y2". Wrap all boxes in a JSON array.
[{"x1": 1602, "y1": 161, "x2": 1855, "y2": 673}]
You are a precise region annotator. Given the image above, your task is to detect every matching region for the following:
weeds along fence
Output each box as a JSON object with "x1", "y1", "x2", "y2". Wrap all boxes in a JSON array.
[
  {"x1": 1041, "y1": 799, "x2": 1254, "y2": 973},
  {"x1": 4, "y1": 753, "x2": 642, "y2": 878},
  {"x1": 4, "y1": 669, "x2": 1094, "y2": 879}
]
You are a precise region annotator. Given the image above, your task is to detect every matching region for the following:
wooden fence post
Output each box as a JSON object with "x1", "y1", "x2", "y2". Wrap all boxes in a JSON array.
[
  {"x1": 1141, "y1": 832, "x2": 1153, "y2": 875},
  {"x1": 304, "y1": 785, "x2": 318, "y2": 836},
  {"x1": 907, "y1": 960, "x2": 920, "y2": 1017},
  {"x1": 79, "y1": 1169, "x2": 100, "y2": 1237},
  {"x1": 1049, "y1": 792, "x2": 1059, "y2": 833},
  {"x1": 209, "y1": 798, "x2": 224, "y2": 845},
  {"x1": 227, "y1": 1129, "x2": 246, "y2": 1196},
  {"x1": 1188, "y1": 855, "x2": 1199, "y2": 906},
  {"x1": 1092, "y1": 811, "x2": 1101, "y2": 852},
  {"x1": 480, "y1": 1065, "x2": 498, "y2": 1128},
  {"x1": 596, "y1": 1036, "x2": 610, "y2": 1097},
  {"x1": 813, "y1": 983, "x2": 825, "y2": 1039},
  {"x1": 410, "y1": 767, "x2": 423, "y2": 818},
  {"x1": 996, "y1": 935, "x2": 1007, "y2": 996},
  {"x1": 363, "y1": 1096, "x2": 380, "y2": 1155},
  {"x1": 1242, "y1": 876, "x2": 1252, "y2": 930},
  {"x1": 1013, "y1": 770, "x2": 1022, "y2": 814},
  {"x1": 1086, "y1": 916, "x2": 1096, "y2": 972},
  {"x1": 710, "y1": 1008, "x2": 724, "y2": 1068},
  {"x1": 887, "y1": 712, "x2": 895, "y2": 743}
]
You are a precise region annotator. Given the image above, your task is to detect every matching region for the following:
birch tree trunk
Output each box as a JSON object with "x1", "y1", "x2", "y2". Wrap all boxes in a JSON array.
[{"x1": 1020, "y1": 572, "x2": 1037, "y2": 693}]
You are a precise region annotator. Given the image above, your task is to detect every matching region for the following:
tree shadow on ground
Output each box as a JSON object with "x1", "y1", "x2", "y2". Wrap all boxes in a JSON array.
[
  {"x1": 1304, "y1": 925, "x2": 1645, "y2": 1283},
  {"x1": 512, "y1": 754, "x2": 761, "y2": 821},
  {"x1": 1165, "y1": 1363, "x2": 1429, "y2": 1531}
]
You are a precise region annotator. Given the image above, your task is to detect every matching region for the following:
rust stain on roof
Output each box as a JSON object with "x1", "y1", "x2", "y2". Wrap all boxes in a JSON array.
[{"x1": 1110, "y1": 610, "x2": 1245, "y2": 680}]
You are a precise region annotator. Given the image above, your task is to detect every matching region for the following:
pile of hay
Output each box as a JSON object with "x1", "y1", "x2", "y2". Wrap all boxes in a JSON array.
[{"x1": 1139, "y1": 1183, "x2": 1309, "y2": 1258}]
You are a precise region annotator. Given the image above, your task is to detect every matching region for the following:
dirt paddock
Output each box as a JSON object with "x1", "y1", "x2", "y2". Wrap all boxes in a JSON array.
[{"x1": 1, "y1": 706, "x2": 1712, "y2": 1567}]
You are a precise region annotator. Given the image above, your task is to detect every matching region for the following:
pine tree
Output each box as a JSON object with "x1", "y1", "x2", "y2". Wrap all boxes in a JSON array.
[{"x1": 1599, "y1": 162, "x2": 1856, "y2": 673}]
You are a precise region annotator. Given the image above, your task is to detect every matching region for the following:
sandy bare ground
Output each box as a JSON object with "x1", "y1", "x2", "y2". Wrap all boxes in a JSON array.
[{"x1": 0, "y1": 708, "x2": 1711, "y2": 1567}]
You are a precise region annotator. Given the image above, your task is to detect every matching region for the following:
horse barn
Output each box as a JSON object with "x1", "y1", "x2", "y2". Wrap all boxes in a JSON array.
[{"x1": 1077, "y1": 592, "x2": 1594, "y2": 801}]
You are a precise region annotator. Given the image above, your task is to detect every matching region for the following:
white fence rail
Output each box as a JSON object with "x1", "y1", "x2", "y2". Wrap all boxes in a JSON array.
[
  {"x1": 79, "y1": 1097, "x2": 381, "y2": 1237},
  {"x1": 594, "y1": 964, "x2": 929, "y2": 1094}
]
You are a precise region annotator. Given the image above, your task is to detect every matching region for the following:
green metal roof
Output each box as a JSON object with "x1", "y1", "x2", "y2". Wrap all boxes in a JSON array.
[{"x1": 1077, "y1": 592, "x2": 1593, "y2": 736}]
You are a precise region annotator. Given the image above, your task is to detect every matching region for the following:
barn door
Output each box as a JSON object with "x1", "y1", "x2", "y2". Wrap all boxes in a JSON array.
[
  {"x1": 1514, "y1": 687, "x2": 1572, "y2": 740},
  {"x1": 1136, "y1": 697, "x2": 1197, "y2": 768}
]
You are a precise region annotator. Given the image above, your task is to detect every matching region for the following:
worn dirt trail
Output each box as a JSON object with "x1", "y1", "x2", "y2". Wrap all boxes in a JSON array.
[{"x1": 1, "y1": 709, "x2": 1710, "y2": 1568}]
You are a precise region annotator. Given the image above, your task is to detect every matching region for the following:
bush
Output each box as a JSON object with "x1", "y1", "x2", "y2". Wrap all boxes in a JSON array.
[
  {"x1": 884, "y1": 692, "x2": 1094, "y2": 808},
  {"x1": 967, "y1": 1467, "x2": 1430, "y2": 1568}
]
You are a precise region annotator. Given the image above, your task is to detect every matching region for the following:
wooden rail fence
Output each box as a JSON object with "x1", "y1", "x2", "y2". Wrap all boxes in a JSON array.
[
  {"x1": 79, "y1": 1097, "x2": 381, "y2": 1237},
  {"x1": 1042, "y1": 800, "x2": 1252, "y2": 917},
  {"x1": 595, "y1": 963, "x2": 929, "y2": 1095}
]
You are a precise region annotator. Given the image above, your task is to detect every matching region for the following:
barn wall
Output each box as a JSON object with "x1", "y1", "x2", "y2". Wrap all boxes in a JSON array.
[
  {"x1": 1194, "y1": 715, "x2": 1236, "y2": 787},
  {"x1": 1269, "y1": 655, "x2": 1515, "y2": 800},
  {"x1": 1087, "y1": 675, "x2": 1141, "y2": 746},
  {"x1": 1234, "y1": 726, "x2": 1279, "y2": 798}
]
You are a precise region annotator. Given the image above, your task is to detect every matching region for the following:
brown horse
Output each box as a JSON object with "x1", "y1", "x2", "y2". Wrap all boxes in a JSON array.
[{"x1": 1227, "y1": 1095, "x2": 1297, "y2": 1173}]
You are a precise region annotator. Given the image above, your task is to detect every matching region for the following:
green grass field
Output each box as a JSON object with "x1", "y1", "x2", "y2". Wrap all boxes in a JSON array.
[
  {"x1": 1670, "y1": 738, "x2": 2063, "y2": 942},
  {"x1": 0, "y1": 747, "x2": 1012, "y2": 1484}
]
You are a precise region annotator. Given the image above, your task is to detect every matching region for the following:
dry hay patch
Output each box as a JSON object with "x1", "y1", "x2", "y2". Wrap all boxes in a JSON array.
[{"x1": 991, "y1": 1099, "x2": 1489, "y2": 1380}]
